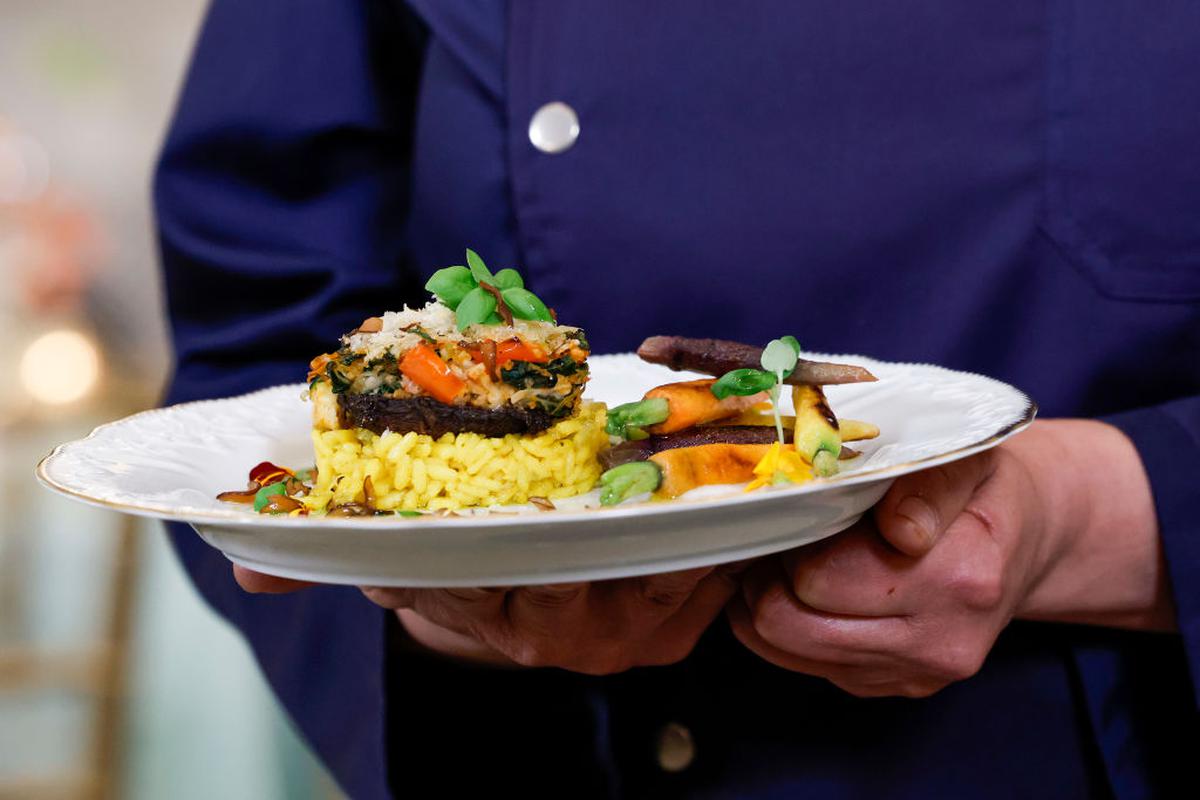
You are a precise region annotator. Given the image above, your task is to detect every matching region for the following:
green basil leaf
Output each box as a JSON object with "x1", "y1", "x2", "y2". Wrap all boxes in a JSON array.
[
  {"x1": 465, "y1": 248, "x2": 494, "y2": 284},
  {"x1": 396, "y1": 510, "x2": 424, "y2": 517},
  {"x1": 455, "y1": 286, "x2": 497, "y2": 330},
  {"x1": 424, "y1": 266, "x2": 475, "y2": 309},
  {"x1": 492, "y1": 268, "x2": 524, "y2": 290},
  {"x1": 761, "y1": 338, "x2": 799, "y2": 376},
  {"x1": 711, "y1": 368, "x2": 777, "y2": 400},
  {"x1": 502, "y1": 287, "x2": 554, "y2": 321}
]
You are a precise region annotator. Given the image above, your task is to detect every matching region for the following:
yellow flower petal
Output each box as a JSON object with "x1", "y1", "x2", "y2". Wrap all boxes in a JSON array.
[{"x1": 752, "y1": 442, "x2": 782, "y2": 477}]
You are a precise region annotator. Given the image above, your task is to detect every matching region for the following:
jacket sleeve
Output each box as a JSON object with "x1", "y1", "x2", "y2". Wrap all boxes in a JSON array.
[
  {"x1": 155, "y1": 2, "x2": 426, "y2": 798},
  {"x1": 1103, "y1": 396, "x2": 1200, "y2": 698},
  {"x1": 1069, "y1": 396, "x2": 1200, "y2": 797}
]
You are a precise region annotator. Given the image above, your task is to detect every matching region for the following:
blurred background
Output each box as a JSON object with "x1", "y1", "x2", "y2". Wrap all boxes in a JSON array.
[{"x1": 1, "y1": 2, "x2": 341, "y2": 797}]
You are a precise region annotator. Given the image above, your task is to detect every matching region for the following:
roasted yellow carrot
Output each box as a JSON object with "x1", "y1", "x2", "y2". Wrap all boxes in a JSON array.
[
  {"x1": 645, "y1": 379, "x2": 765, "y2": 434},
  {"x1": 649, "y1": 443, "x2": 773, "y2": 499},
  {"x1": 838, "y1": 419, "x2": 880, "y2": 441},
  {"x1": 792, "y1": 385, "x2": 841, "y2": 476},
  {"x1": 708, "y1": 410, "x2": 877, "y2": 443},
  {"x1": 712, "y1": 410, "x2": 790, "y2": 428}
]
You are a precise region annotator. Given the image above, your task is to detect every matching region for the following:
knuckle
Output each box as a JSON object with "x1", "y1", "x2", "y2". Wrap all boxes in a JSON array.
[
  {"x1": 639, "y1": 583, "x2": 691, "y2": 608},
  {"x1": 507, "y1": 639, "x2": 553, "y2": 669},
  {"x1": 638, "y1": 571, "x2": 707, "y2": 607},
  {"x1": 443, "y1": 586, "x2": 505, "y2": 604},
  {"x1": 947, "y1": 560, "x2": 1004, "y2": 611},
  {"x1": 519, "y1": 584, "x2": 584, "y2": 609}
]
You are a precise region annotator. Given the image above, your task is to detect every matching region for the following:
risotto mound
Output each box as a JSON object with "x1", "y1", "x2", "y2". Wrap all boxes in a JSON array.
[{"x1": 304, "y1": 402, "x2": 607, "y2": 512}]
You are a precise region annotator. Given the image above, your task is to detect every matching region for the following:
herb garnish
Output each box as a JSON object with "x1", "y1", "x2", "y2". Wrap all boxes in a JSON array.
[
  {"x1": 425, "y1": 249, "x2": 555, "y2": 331},
  {"x1": 710, "y1": 336, "x2": 802, "y2": 443}
]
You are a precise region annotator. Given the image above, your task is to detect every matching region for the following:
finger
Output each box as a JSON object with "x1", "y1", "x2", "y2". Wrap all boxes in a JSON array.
[
  {"x1": 359, "y1": 586, "x2": 418, "y2": 609},
  {"x1": 730, "y1": 598, "x2": 942, "y2": 697},
  {"x1": 232, "y1": 565, "x2": 316, "y2": 594},
  {"x1": 633, "y1": 566, "x2": 716, "y2": 611},
  {"x1": 782, "y1": 520, "x2": 921, "y2": 616},
  {"x1": 505, "y1": 582, "x2": 592, "y2": 638},
  {"x1": 643, "y1": 568, "x2": 742, "y2": 665},
  {"x1": 741, "y1": 560, "x2": 910, "y2": 665},
  {"x1": 406, "y1": 587, "x2": 510, "y2": 638},
  {"x1": 874, "y1": 451, "x2": 997, "y2": 556},
  {"x1": 396, "y1": 609, "x2": 516, "y2": 667},
  {"x1": 727, "y1": 594, "x2": 864, "y2": 681}
]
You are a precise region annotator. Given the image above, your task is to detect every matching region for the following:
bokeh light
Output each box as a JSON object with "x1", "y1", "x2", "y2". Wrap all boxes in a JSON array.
[{"x1": 18, "y1": 328, "x2": 101, "y2": 405}]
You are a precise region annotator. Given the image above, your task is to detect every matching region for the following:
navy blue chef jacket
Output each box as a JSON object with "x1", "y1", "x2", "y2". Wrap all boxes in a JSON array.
[{"x1": 156, "y1": 2, "x2": 1200, "y2": 798}]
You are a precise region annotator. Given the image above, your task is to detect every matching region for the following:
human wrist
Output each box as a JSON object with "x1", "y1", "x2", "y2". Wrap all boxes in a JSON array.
[
  {"x1": 1011, "y1": 421, "x2": 1090, "y2": 608},
  {"x1": 1014, "y1": 420, "x2": 1175, "y2": 630}
]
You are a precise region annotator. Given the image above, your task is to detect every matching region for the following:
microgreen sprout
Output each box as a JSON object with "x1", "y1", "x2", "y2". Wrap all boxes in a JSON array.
[
  {"x1": 759, "y1": 338, "x2": 799, "y2": 443},
  {"x1": 709, "y1": 335, "x2": 801, "y2": 445}
]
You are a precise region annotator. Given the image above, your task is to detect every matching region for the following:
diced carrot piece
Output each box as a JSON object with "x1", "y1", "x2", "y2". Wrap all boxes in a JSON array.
[
  {"x1": 495, "y1": 338, "x2": 548, "y2": 365},
  {"x1": 467, "y1": 338, "x2": 549, "y2": 367},
  {"x1": 399, "y1": 343, "x2": 465, "y2": 404}
]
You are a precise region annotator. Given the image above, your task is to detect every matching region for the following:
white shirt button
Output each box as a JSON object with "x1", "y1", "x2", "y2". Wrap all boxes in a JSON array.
[
  {"x1": 528, "y1": 101, "x2": 580, "y2": 154},
  {"x1": 655, "y1": 722, "x2": 696, "y2": 773}
]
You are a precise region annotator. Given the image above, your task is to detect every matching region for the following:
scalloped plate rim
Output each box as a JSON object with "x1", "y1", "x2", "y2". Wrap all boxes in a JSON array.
[{"x1": 35, "y1": 352, "x2": 1037, "y2": 529}]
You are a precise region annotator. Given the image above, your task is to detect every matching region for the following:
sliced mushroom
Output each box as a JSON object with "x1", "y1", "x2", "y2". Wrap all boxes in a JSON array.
[
  {"x1": 260, "y1": 495, "x2": 302, "y2": 514},
  {"x1": 528, "y1": 496, "x2": 556, "y2": 512}
]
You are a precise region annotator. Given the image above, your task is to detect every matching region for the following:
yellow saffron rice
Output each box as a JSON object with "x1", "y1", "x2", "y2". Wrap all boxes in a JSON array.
[{"x1": 304, "y1": 402, "x2": 608, "y2": 512}]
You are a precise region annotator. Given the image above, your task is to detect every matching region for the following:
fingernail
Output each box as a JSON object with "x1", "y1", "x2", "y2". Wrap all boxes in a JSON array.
[{"x1": 895, "y1": 495, "x2": 938, "y2": 547}]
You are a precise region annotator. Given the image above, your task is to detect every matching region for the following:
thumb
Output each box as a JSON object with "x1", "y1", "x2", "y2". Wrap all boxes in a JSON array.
[{"x1": 873, "y1": 451, "x2": 997, "y2": 556}]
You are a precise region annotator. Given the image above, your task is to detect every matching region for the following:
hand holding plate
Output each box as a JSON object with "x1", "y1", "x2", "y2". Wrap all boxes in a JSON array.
[
  {"x1": 361, "y1": 567, "x2": 745, "y2": 674},
  {"x1": 727, "y1": 419, "x2": 1175, "y2": 697}
]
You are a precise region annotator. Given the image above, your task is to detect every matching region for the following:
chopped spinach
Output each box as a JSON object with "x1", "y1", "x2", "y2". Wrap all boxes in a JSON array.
[
  {"x1": 326, "y1": 363, "x2": 353, "y2": 393},
  {"x1": 546, "y1": 356, "x2": 580, "y2": 377},
  {"x1": 365, "y1": 381, "x2": 401, "y2": 396},
  {"x1": 403, "y1": 325, "x2": 435, "y2": 343},
  {"x1": 500, "y1": 360, "x2": 555, "y2": 389},
  {"x1": 532, "y1": 393, "x2": 574, "y2": 417},
  {"x1": 367, "y1": 351, "x2": 398, "y2": 370}
]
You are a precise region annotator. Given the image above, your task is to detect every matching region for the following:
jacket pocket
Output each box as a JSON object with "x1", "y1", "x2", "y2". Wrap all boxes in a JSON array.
[{"x1": 1042, "y1": 0, "x2": 1200, "y2": 301}]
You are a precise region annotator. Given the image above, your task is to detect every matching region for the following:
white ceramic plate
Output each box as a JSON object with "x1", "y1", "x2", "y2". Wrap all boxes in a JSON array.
[{"x1": 37, "y1": 354, "x2": 1034, "y2": 586}]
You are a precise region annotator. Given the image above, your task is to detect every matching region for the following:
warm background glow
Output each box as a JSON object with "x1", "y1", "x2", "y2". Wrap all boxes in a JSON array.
[
  {"x1": 0, "y1": 2, "x2": 341, "y2": 797},
  {"x1": 18, "y1": 328, "x2": 101, "y2": 405}
]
